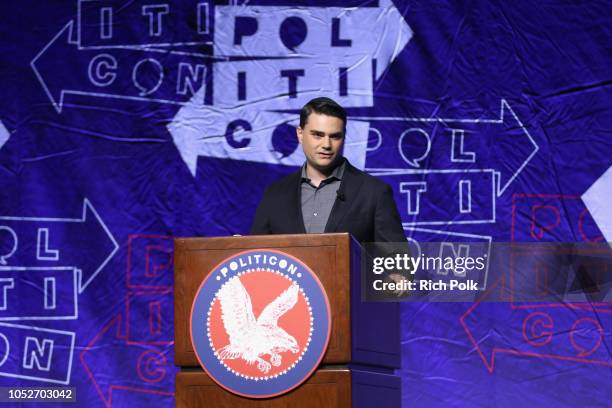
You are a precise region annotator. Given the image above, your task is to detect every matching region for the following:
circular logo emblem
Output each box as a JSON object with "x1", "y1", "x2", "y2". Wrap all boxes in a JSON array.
[{"x1": 190, "y1": 249, "x2": 331, "y2": 398}]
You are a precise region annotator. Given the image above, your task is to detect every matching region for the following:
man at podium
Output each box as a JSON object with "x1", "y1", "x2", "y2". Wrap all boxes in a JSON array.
[{"x1": 251, "y1": 97, "x2": 406, "y2": 244}]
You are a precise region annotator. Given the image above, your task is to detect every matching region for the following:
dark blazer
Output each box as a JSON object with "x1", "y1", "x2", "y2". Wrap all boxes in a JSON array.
[{"x1": 250, "y1": 160, "x2": 406, "y2": 243}]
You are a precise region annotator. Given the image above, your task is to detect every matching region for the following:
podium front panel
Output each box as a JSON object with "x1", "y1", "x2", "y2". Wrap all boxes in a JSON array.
[{"x1": 174, "y1": 234, "x2": 352, "y2": 367}]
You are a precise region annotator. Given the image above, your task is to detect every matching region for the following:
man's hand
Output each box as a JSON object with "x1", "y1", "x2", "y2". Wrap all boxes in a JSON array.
[{"x1": 386, "y1": 273, "x2": 410, "y2": 297}]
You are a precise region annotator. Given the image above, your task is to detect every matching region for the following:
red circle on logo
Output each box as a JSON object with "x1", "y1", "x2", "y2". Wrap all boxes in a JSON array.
[{"x1": 207, "y1": 270, "x2": 313, "y2": 379}]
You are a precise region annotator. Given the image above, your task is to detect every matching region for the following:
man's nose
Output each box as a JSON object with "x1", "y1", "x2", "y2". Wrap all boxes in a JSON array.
[{"x1": 321, "y1": 136, "x2": 332, "y2": 149}]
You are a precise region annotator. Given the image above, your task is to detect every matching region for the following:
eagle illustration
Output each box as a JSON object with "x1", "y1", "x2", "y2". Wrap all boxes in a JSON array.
[{"x1": 215, "y1": 277, "x2": 301, "y2": 373}]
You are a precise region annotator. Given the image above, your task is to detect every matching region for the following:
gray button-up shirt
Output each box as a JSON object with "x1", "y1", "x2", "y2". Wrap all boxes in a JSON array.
[{"x1": 300, "y1": 160, "x2": 346, "y2": 233}]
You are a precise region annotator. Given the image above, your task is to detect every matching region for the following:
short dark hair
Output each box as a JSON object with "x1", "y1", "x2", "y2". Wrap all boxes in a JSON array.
[{"x1": 299, "y1": 97, "x2": 347, "y2": 130}]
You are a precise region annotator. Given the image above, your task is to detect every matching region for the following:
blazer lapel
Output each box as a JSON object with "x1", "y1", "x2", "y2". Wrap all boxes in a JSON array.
[
  {"x1": 287, "y1": 170, "x2": 307, "y2": 233},
  {"x1": 324, "y1": 161, "x2": 364, "y2": 233}
]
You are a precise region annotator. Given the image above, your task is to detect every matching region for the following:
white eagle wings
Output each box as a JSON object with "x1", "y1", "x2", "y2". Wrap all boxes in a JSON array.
[{"x1": 216, "y1": 277, "x2": 300, "y2": 373}]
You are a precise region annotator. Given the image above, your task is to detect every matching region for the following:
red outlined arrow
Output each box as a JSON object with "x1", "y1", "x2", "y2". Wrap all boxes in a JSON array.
[
  {"x1": 80, "y1": 314, "x2": 175, "y2": 408},
  {"x1": 460, "y1": 279, "x2": 612, "y2": 373}
]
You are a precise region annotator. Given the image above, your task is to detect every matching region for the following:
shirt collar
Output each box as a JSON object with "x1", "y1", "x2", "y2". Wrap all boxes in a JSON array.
[{"x1": 301, "y1": 158, "x2": 346, "y2": 182}]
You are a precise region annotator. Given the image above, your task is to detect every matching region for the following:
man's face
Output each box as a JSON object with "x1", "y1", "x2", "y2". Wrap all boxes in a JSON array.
[{"x1": 297, "y1": 112, "x2": 345, "y2": 173}]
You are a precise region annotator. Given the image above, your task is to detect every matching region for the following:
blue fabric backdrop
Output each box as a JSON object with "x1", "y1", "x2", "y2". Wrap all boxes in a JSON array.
[{"x1": 0, "y1": 1, "x2": 610, "y2": 406}]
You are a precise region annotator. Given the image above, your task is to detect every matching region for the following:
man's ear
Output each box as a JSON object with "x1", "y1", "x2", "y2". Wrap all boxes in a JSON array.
[{"x1": 296, "y1": 127, "x2": 303, "y2": 144}]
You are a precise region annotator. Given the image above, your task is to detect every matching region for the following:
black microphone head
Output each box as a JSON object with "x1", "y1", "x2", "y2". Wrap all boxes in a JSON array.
[{"x1": 336, "y1": 191, "x2": 345, "y2": 201}]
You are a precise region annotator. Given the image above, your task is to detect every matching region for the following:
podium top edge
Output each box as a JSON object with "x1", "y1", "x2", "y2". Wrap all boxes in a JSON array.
[{"x1": 174, "y1": 233, "x2": 360, "y2": 250}]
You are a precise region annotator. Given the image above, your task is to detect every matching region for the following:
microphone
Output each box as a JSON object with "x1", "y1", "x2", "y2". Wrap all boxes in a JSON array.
[{"x1": 336, "y1": 190, "x2": 345, "y2": 201}]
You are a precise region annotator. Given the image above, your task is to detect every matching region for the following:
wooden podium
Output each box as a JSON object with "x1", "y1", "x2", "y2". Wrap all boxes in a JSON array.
[{"x1": 174, "y1": 233, "x2": 401, "y2": 407}]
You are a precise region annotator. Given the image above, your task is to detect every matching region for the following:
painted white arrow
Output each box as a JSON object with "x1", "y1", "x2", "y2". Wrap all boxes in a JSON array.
[
  {"x1": 168, "y1": 98, "x2": 370, "y2": 176},
  {"x1": 354, "y1": 99, "x2": 540, "y2": 196},
  {"x1": 170, "y1": 0, "x2": 412, "y2": 177},
  {"x1": 31, "y1": 21, "x2": 214, "y2": 113},
  {"x1": 0, "y1": 120, "x2": 9, "y2": 151},
  {"x1": 0, "y1": 199, "x2": 119, "y2": 293},
  {"x1": 582, "y1": 164, "x2": 612, "y2": 244}
]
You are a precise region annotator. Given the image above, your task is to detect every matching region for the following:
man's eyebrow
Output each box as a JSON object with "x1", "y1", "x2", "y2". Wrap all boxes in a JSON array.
[{"x1": 309, "y1": 130, "x2": 344, "y2": 137}]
